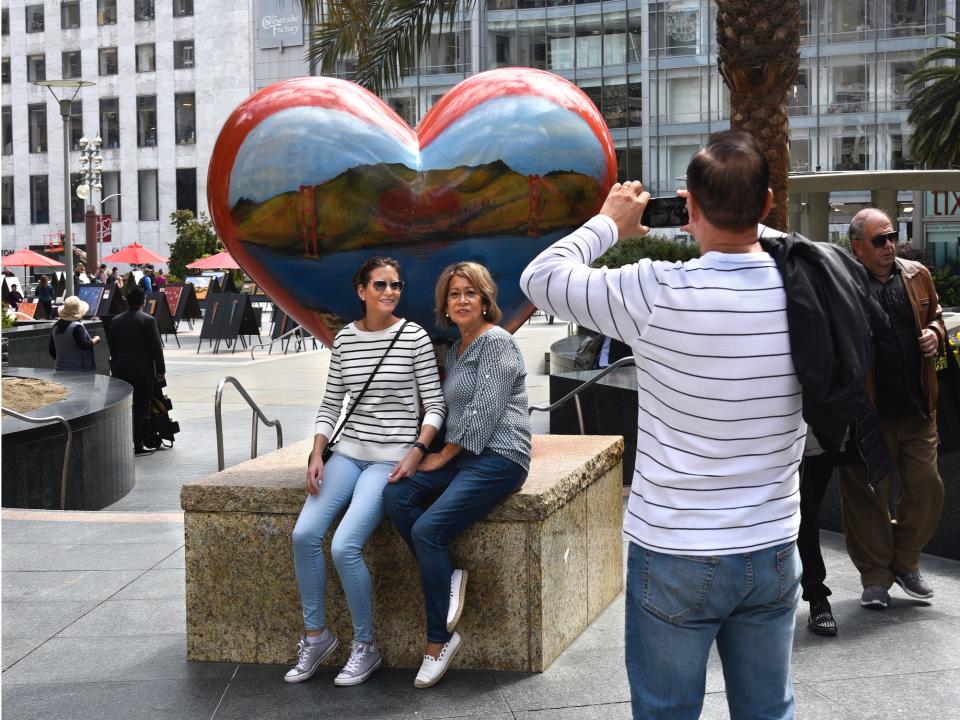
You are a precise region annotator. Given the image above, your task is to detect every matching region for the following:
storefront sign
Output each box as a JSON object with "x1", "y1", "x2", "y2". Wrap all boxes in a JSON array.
[
  {"x1": 257, "y1": 0, "x2": 304, "y2": 49},
  {"x1": 925, "y1": 191, "x2": 960, "y2": 218}
]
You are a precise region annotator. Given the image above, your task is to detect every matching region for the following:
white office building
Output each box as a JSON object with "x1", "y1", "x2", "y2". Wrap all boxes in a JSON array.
[{"x1": 1, "y1": 0, "x2": 252, "y2": 260}]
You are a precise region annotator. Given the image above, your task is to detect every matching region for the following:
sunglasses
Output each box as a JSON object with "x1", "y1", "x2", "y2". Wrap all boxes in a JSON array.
[
  {"x1": 866, "y1": 231, "x2": 898, "y2": 248},
  {"x1": 370, "y1": 280, "x2": 404, "y2": 292}
]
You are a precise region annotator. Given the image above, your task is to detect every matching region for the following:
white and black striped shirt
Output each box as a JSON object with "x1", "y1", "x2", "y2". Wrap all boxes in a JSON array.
[
  {"x1": 520, "y1": 215, "x2": 806, "y2": 555},
  {"x1": 315, "y1": 319, "x2": 446, "y2": 463}
]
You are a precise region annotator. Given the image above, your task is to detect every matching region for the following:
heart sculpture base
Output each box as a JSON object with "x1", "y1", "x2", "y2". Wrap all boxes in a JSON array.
[{"x1": 208, "y1": 68, "x2": 617, "y2": 345}]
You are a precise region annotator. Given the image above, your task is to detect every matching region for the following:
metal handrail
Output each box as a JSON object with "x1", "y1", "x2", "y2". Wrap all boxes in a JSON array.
[
  {"x1": 248, "y1": 323, "x2": 307, "y2": 360},
  {"x1": 528, "y1": 356, "x2": 636, "y2": 434},
  {"x1": 1, "y1": 407, "x2": 73, "y2": 510},
  {"x1": 214, "y1": 376, "x2": 283, "y2": 471}
]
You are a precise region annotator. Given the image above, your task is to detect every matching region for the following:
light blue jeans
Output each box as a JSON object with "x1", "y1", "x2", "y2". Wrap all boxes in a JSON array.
[
  {"x1": 625, "y1": 541, "x2": 801, "y2": 720},
  {"x1": 291, "y1": 452, "x2": 392, "y2": 643}
]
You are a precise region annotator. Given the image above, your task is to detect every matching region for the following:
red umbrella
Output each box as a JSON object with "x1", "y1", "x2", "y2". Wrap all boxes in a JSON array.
[
  {"x1": 2, "y1": 249, "x2": 65, "y2": 287},
  {"x1": 186, "y1": 250, "x2": 241, "y2": 270},
  {"x1": 101, "y1": 242, "x2": 169, "y2": 265},
  {"x1": 2, "y1": 248, "x2": 65, "y2": 268}
]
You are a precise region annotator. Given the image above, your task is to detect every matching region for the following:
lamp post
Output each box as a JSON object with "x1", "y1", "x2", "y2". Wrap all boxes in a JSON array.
[
  {"x1": 78, "y1": 135, "x2": 103, "y2": 274},
  {"x1": 33, "y1": 79, "x2": 95, "y2": 298}
]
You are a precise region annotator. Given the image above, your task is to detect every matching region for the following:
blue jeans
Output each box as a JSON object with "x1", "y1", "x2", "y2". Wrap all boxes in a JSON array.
[
  {"x1": 625, "y1": 542, "x2": 801, "y2": 720},
  {"x1": 291, "y1": 452, "x2": 393, "y2": 643},
  {"x1": 382, "y1": 449, "x2": 527, "y2": 643}
]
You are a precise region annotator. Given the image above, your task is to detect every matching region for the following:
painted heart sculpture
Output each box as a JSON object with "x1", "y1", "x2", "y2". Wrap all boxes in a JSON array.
[{"x1": 208, "y1": 68, "x2": 616, "y2": 345}]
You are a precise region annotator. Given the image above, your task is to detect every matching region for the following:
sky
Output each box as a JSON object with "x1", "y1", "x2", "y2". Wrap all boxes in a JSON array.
[{"x1": 228, "y1": 96, "x2": 607, "y2": 205}]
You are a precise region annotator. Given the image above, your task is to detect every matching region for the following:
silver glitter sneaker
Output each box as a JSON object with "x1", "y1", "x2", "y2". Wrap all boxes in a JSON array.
[
  {"x1": 283, "y1": 631, "x2": 340, "y2": 683},
  {"x1": 334, "y1": 640, "x2": 382, "y2": 686}
]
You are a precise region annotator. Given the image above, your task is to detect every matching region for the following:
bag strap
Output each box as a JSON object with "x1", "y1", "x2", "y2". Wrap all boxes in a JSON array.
[{"x1": 326, "y1": 320, "x2": 410, "y2": 448}]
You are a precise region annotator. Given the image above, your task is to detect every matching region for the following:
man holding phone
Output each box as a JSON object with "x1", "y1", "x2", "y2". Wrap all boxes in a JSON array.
[{"x1": 521, "y1": 129, "x2": 804, "y2": 719}]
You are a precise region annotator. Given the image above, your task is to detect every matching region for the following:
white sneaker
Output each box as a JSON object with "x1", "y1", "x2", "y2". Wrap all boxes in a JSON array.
[
  {"x1": 414, "y1": 632, "x2": 462, "y2": 689},
  {"x1": 447, "y1": 569, "x2": 468, "y2": 633}
]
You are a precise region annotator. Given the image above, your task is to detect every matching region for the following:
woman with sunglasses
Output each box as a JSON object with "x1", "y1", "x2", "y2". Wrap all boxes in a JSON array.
[
  {"x1": 286, "y1": 257, "x2": 445, "y2": 687},
  {"x1": 383, "y1": 261, "x2": 531, "y2": 688}
]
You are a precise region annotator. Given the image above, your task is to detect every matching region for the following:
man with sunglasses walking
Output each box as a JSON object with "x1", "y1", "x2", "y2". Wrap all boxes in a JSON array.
[{"x1": 841, "y1": 208, "x2": 945, "y2": 609}]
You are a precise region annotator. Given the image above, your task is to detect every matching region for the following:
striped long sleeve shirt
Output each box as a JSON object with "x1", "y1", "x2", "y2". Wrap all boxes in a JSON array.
[
  {"x1": 520, "y1": 215, "x2": 806, "y2": 556},
  {"x1": 315, "y1": 319, "x2": 446, "y2": 463}
]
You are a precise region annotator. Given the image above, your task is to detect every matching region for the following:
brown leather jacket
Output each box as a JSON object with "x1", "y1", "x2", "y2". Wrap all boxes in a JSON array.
[{"x1": 867, "y1": 258, "x2": 945, "y2": 415}]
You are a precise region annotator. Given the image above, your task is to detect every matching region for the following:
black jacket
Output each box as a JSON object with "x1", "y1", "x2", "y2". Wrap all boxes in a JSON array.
[
  {"x1": 108, "y1": 308, "x2": 166, "y2": 380},
  {"x1": 760, "y1": 232, "x2": 891, "y2": 487}
]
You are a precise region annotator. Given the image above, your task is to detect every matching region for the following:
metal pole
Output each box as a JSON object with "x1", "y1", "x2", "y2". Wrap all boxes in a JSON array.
[{"x1": 60, "y1": 98, "x2": 74, "y2": 297}]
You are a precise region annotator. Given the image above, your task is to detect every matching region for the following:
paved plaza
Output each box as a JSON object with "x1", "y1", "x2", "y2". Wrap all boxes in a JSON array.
[{"x1": 3, "y1": 315, "x2": 960, "y2": 719}]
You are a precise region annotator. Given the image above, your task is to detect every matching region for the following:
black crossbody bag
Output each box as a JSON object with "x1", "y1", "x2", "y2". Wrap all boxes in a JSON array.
[{"x1": 317, "y1": 320, "x2": 409, "y2": 463}]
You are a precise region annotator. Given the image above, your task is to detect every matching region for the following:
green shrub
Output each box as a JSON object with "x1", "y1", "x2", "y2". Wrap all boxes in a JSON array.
[
  {"x1": 592, "y1": 233, "x2": 700, "y2": 269},
  {"x1": 932, "y1": 266, "x2": 960, "y2": 308}
]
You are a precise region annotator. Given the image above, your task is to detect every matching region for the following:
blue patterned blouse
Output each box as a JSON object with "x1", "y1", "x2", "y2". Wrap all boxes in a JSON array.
[{"x1": 443, "y1": 325, "x2": 531, "y2": 471}]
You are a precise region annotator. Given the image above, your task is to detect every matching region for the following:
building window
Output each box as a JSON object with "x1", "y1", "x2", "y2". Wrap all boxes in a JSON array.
[
  {"x1": 70, "y1": 173, "x2": 85, "y2": 223},
  {"x1": 627, "y1": 80, "x2": 642, "y2": 126},
  {"x1": 517, "y1": 20, "x2": 547, "y2": 70},
  {"x1": 174, "y1": 40, "x2": 195, "y2": 69},
  {"x1": 99, "y1": 47, "x2": 118, "y2": 76},
  {"x1": 61, "y1": 1, "x2": 81, "y2": 30},
  {"x1": 68, "y1": 101, "x2": 83, "y2": 151},
  {"x1": 101, "y1": 171, "x2": 121, "y2": 220},
  {"x1": 2, "y1": 106, "x2": 12, "y2": 155},
  {"x1": 487, "y1": 0, "x2": 515, "y2": 8},
  {"x1": 488, "y1": 20, "x2": 516, "y2": 68},
  {"x1": 831, "y1": 63, "x2": 868, "y2": 113},
  {"x1": 577, "y1": 78, "x2": 602, "y2": 116},
  {"x1": 139, "y1": 169, "x2": 159, "y2": 220},
  {"x1": 628, "y1": 10, "x2": 642, "y2": 64},
  {"x1": 30, "y1": 175, "x2": 49, "y2": 224},
  {"x1": 2, "y1": 176, "x2": 14, "y2": 225},
  {"x1": 98, "y1": 0, "x2": 117, "y2": 26},
  {"x1": 28, "y1": 104, "x2": 47, "y2": 153},
  {"x1": 888, "y1": 59, "x2": 916, "y2": 111},
  {"x1": 831, "y1": 126, "x2": 871, "y2": 171},
  {"x1": 788, "y1": 68, "x2": 811, "y2": 116},
  {"x1": 667, "y1": 75, "x2": 701, "y2": 123},
  {"x1": 136, "y1": 44, "x2": 156, "y2": 73},
  {"x1": 100, "y1": 98, "x2": 120, "y2": 149},
  {"x1": 176, "y1": 168, "x2": 197, "y2": 214},
  {"x1": 576, "y1": 14, "x2": 603, "y2": 68},
  {"x1": 652, "y1": 3, "x2": 699, "y2": 56},
  {"x1": 603, "y1": 77, "x2": 627, "y2": 129},
  {"x1": 135, "y1": 0, "x2": 155, "y2": 22},
  {"x1": 137, "y1": 96, "x2": 158, "y2": 147},
  {"x1": 62, "y1": 50, "x2": 82, "y2": 80},
  {"x1": 547, "y1": 17, "x2": 574, "y2": 70},
  {"x1": 388, "y1": 95, "x2": 416, "y2": 126},
  {"x1": 27, "y1": 54, "x2": 46, "y2": 82},
  {"x1": 175, "y1": 93, "x2": 196, "y2": 144},
  {"x1": 26, "y1": 5, "x2": 45, "y2": 33},
  {"x1": 1, "y1": 9, "x2": 8, "y2": 36},
  {"x1": 1, "y1": 57, "x2": 10, "y2": 84},
  {"x1": 173, "y1": 0, "x2": 194, "y2": 17},
  {"x1": 604, "y1": 12, "x2": 628, "y2": 66},
  {"x1": 790, "y1": 136, "x2": 811, "y2": 171}
]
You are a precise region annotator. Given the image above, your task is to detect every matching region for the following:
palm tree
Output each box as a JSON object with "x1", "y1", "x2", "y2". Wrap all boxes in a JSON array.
[
  {"x1": 297, "y1": 0, "x2": 474, "y2": 95},
  {"x1": 300, "y1": 1, "x2": 800, "y2": 230},
  {"x1": 715, "y1": 1, "x2": 800, "y2": 231},
  {"x1": 906, "y1": 26, "x2": 960, "y2": 169}
]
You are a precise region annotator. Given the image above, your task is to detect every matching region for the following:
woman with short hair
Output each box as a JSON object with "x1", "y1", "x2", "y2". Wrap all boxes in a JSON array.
[{"x1": 383, "y1": 261, "x2": 531, "y2": 689}]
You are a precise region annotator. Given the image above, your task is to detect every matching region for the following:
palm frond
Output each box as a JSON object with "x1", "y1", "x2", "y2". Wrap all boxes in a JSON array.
[
  {"x1": 905, "y1": 25, "x2": 960, "y2": 168},
  {"x1": 299, "y1": 0, "x2": 475, "y2": 95}
]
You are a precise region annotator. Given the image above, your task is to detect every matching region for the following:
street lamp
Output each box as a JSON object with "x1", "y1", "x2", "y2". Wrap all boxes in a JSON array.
[
  {"x1": 33, "y1": 79, "x2": 95, "y2": 298},
  {"x1": 77, "y1": 135, "x2": 103, "y2": 272}
]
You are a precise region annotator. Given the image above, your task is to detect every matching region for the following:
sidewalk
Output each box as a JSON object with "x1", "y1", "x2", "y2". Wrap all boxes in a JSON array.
[{"x1": 3, "y1": 315, "x2": 960, "y2": 719}]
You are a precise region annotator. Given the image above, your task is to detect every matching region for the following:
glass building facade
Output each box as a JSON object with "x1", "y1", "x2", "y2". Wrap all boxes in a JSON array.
[{"x1": 367, "y1": 0, "x2": 953, "y2": 204}]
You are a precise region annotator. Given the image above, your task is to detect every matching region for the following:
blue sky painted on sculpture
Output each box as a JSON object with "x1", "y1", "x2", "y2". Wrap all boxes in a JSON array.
[{"x1": 228, "y1": 97, "x2": 607, "y2": 205}]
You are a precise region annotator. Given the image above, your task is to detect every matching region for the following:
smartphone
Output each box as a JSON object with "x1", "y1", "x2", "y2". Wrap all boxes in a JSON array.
[{"x1": 641, "y1": 197, "x2": 689, "y2": 228}]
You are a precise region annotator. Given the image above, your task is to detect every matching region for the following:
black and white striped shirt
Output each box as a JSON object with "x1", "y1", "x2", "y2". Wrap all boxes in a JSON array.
[
  {"x1": 444, "y1": 326, "x2": 532, "y2": 471},
  {"x1": 520, "y1": 215, "x2": 806, "y2": 555},
  {"x1": 315, "y1": 319, "x2": 446, "y2": 463}
]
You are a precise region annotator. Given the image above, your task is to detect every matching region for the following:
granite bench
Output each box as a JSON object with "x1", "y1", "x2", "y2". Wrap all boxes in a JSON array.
[{"x1": 181, "y1": 434, "x2": 624, "y2": 672}]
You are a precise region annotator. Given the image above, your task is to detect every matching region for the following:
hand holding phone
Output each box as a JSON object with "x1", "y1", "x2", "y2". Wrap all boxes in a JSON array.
[{"x1": 641, "y1": 197, "x2": 689, "y2": 228}]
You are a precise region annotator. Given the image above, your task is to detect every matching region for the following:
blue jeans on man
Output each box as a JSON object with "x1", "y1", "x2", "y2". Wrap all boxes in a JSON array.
[
  {"x1": 625, "y1": 542, "x2": 801, "y2": 720},
  {"x1": 382, "y1": 449, "x2": 526, "y2": 643}
]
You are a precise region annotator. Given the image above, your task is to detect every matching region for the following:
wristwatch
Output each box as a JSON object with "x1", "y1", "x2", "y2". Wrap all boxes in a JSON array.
[{"x1": 412, "y1": 441, "x2": 429, "y2": 455}]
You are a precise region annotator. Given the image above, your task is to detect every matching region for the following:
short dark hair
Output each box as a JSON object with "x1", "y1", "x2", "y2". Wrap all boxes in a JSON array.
[
  {"x1": 352, "y1": 257, "x2": 401, "y2": 317},
  {"x1": 686, "y1": 129, "x2": 770, "y2": 232},
  {"x1": 127, "y1": 286, "x2": 146, "y2": 308}
]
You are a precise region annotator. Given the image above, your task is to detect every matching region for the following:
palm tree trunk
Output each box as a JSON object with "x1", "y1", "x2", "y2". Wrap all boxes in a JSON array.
[{"x1": 716, "y1": 1, "x2": 800, "y2": 232}]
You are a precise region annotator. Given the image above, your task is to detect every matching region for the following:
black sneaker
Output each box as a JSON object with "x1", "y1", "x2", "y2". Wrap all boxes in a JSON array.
[
  {"x1": 807, "y1": 598, "x2": 838, "y2": 637},
  {"x1": 860, "y1": 585, "x2": 890, "y2": 608},
  {"x1": 134, "y1": 447, "x2": 155, "y2": 456},
  {"x1": 895, "y1": 571, "x2": 934, "y2": 599}
]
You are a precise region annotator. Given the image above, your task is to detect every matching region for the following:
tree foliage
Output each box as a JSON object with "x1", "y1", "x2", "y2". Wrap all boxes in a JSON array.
[
  {"x1": 906, "y1": 26, "x2": 960, "y2": 168},
  {"x1": 297, "y1": 0, "x2": 474, "y2": 95},
  {"x1": 592, "y1": 234, "x2": 700, "y2": 269},
  {"x1": 167, "y1": 210, "x2": 221, "y2": 281}
]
